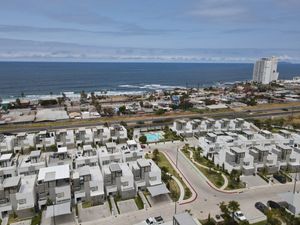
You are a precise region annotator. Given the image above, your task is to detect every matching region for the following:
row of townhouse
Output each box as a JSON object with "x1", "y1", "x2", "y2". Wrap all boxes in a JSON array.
[
  {"x1": 0, "y1": 124, "x2": 128, "y2": 154},
  {"x1": 172, "y1": 118, "x2": 251, "y2": 137},
  {"x1": 199, "y1": 125, "x2": 300, "y2": 175},
  {"x1": 0, "y1": 139, "x2": 163, "y2": 219}
]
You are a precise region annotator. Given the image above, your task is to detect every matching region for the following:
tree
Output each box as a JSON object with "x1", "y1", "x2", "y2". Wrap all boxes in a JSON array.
[
  {"x1": 80, "y1": 90, "x2": 87, "y2": 103},
  {"x1": 228, "y1": 200, "x2": 240, "y2": 219},
  {"x1": 119, "y1": 105, "x2": 126, "y2": 114},
  {"x1": 139, "y1": 101, "x2": 144, "y2": 107},
  {"x1": 153, "y1": 149, "x2": 159, "y2": 160},
  {"x1": 219, "y1": 201, "x2": 229, "y2": 216},
  {"x1": 155, "y1": 108, "x2": 165, "y2": 115},
  {"x1": 15, "y1": 98, "x2": 21, "y2": 107},
  {"x1": 103, "y1": 107, "x2": 114, "y2": 116},
  {"x1": 139, "y1": 135, "x2": 147, "y2": 144}
]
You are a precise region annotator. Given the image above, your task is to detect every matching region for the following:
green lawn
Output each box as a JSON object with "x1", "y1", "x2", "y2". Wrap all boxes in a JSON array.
[
  {"x1": 181, "y1": 147, "x2": 224, "y2": 188},
  {"x1": 194, "y1": 164, "x2": 224, "y2": 188},
  {"x1": 82, "y1": 201, "x2": 93, "y2": 208},
  {"x1": 134, "y1": 195, "x2": 144, "y2": 210},
  {"x1": 250, "y1": 221, "x2": 267, "y2": 225},
  {"x1": 152, "y1": 151, "x2": 192, "y2": 200}
]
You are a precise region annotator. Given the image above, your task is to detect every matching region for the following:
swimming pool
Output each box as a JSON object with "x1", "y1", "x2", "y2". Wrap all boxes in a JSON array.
[{"x1": 144, "y1": 131, "x2": 164, "y2": 142}]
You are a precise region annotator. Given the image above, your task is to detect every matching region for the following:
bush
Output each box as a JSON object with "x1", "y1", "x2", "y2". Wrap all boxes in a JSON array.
[
  {"x1": 139, "y1": 135, "x2": 147, "y2": 144},
  {"x1": 39, "y1": 99, "x2": 58, "y2": 106}
]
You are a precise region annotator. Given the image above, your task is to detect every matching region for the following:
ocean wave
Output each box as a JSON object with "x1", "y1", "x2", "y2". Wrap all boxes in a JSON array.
[
  {"x1": 139, "y1": 84, "x2": 185, "y2": 90},
  {"x1": 1, "y1": 90, "x2": 145, "y2": 102},
  {"x1": 118, "y1": 84, "x2": 140, "y2": 88}
]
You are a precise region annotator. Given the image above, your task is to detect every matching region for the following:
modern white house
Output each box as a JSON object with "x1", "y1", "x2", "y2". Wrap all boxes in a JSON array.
[
  {"x1": 55, "y1": 129, "x2": 75, "y2": 148},
  {"x1": 74, "y1": 145, "x2": 98, "y2": 168},
  {"x1": 36, "y1": 164, "x2": 72, "y2": 217},
  {"x1": 13, "y1": 133, "x2": 36, "y2": 154},
  {"x1": 129, "y1": 159, "x2": 162, "y2": 191},
  {"x1": 0, "y1": 135, "x2": 15, "y2": 154},
  {"x1": 35, "y1": 130, "x2": 56, "y2": 151},
  {"x1": 0, "y1": 153, "x2": 17, "y2": 182},
  {"x1": 121, "y1": 140, "x2": 144, "y2": 162},
  {"x1": 98, "y1": 143, "x2": 123, "y2": 168},
  {"x1": 75, "y1": 128, "x2": 93, "y2": 147},
  {"x1": 47, "y1": 147, "x2": 72, "y2": 168},
  {"x1": 0, "y1": 175, "x2": 36, "y2": 219},
  {"x1": 92, "y1": 126, "x2": 110, "y2": 145},
  {"x1": 198, "y1": 119, "x2": 300, "y2": 175},
  {"x1": 102, "y1": 163, "x2": 135, "y2": 199},
  {"x1": 172, "y1": 118, "x2": 251, "y2": 137},
  {"x1": 72, "y1": 165, "x2": 105, "y2": 205},
  {"x1": 18, "y1": 150, "x2": 46, "y2": 176},
  {"x1": 109, "y1": 124, "x2": 128, "y2": 142}
]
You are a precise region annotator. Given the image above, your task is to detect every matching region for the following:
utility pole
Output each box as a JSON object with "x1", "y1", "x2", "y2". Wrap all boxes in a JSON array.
[
  {"x1": 176, "y1": 147, "x2": 179, "y2": 168},
  {"x1": 293, "y1": 172, "x2": 298, "y2": 194},
  {"x1": 175, "y1": 147, "x2": 179, "y2": 214}
]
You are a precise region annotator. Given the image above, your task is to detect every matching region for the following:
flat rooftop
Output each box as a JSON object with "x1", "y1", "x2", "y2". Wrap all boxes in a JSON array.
[{"x1": 38, "y1": 164, "x2": 70, "y2": 182}]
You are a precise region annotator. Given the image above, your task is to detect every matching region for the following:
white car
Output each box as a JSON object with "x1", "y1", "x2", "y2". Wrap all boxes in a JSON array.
[{"x1": 233, "y1": 211, "x2": 247, "y2": 222}]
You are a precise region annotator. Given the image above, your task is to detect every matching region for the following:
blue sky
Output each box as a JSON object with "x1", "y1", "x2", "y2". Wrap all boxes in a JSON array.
[{"x1": 0, "y1": 0, "x2": 300, "y2": 62}]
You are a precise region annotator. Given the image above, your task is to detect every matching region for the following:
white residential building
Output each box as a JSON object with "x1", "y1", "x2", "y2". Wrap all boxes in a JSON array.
[
  {"x1": 75, "y1": 128, "x2": 93, "y2": 147},
  {"x1": 102, "y1": 163, "x2": 135, "y2": 199},
  {"x1": 18, "y1": 150, "x2": 46, "y2": 176},
  {"x1": 74, "y1": 145, "x2": 98, "y2": 169},
  {"x1": 13, "y1": 133, "x2": 35, "y2": 154},
  {"x1": 72, "y1": 165, "x2": 104, "y2": 205},
  {"x1": 109, "y1": 124, "x2": 128, "y2": 142},
  {"x1": 47, "y1": 147, "x2": 72, "y2": 168},
  {"x1": 129, "y1": 159, "x2": 162, "y2": 191},
  {"x1": 199, "y1": 120, "x2": 300, "y2": 175},
  {"x1": 92, "y1": 126, "x2": 110, "y2": 145},
  {"x1": 122, "y1": 140, "x2": 144, "y2": 162},
  {"x1": 252, "y1": 56, "x2": 279, "y2": 84},
  {"x1": 0, "y1": 175, "x2": 36, "y2": 219},
  {"x1": 55, "y1": 129, "x2": 75, "y2": 148},
  {"x1": 36, "y1": 164, "x2": 71, "y2": 217},
  {"x1": 0, "y1": 154, "x2": 17, "y2": 182},
  {"x1": 98, "y1": 143, "x2": 123, "y2": 168}
]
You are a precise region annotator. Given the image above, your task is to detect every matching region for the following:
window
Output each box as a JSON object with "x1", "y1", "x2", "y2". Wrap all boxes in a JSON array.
[
  {"x1": 56, "y1": 192, "x2": 64, "y2": 198},
  {"x1": 18, "y1": 199, "x2": 26, "y2": 205}
]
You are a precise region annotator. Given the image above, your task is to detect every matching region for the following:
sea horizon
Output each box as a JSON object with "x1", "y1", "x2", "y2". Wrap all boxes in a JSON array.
[{"x1": 1, "y1": 61, "x2": 299, "y2": 101}]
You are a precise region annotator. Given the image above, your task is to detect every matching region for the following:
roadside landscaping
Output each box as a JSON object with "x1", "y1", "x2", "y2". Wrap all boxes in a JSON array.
[
  {"x1": 182, "y1": 145, "x2": 245, "y2": 190},
  {"x1": 147, "y1": 150, "x2": 192, "y2": 201},
  {"x1": 162, "y1": 127, "x2": 183, "y2": 142},
  {"x1": 134, "y1": 195, "x2": 144, "y2": 210}
]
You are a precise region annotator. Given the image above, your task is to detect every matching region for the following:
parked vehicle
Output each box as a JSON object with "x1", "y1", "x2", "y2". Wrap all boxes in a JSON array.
[
  {"x1": 267, "y1": 200, "x2": 281, "y2": 209},
  {"x1": 273, "y1": 173, "x2": 286, "y2": 183},
  {"x1": 255, "y1": 202, "x2": 269, "y2": 214},
  {"x1": 145, "y1": 216, "x2": 164, "y2": 225},
  {"x1": 233, "y1": 211, "x2": 247, "y2": 222}
]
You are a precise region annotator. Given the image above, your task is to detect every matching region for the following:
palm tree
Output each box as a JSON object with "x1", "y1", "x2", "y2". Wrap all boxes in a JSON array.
[{"x1": 228, "y1": 200, "x2": 240, "y2": 220}]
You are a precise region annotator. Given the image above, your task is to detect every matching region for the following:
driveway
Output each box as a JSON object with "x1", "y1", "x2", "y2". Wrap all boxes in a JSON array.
[
  {"x1": 79, "y1": 202, "x2": 111, "y2": 223},
  {"x1": 117, "y1": 199, "x2": 138, "y2": 214},
  {"x1": 241, "y1": 175, "x2": 268, "y2": 188}
]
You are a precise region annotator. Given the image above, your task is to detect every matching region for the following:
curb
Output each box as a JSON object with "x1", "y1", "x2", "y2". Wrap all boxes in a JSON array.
[{"x1": 162, "y1": 152, "x2": 198, "y2": 205}]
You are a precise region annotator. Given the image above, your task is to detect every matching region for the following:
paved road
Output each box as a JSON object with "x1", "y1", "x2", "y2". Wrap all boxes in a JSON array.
[
  {"x1": 81, "y1": 141, "x2": 299, "y2": 225},
  {"x1": 154, "y1": 142, "x2": 299, "y2": 223},
  {"x1": 2, "y1": 106, "x2": 300, "y2": 133}
]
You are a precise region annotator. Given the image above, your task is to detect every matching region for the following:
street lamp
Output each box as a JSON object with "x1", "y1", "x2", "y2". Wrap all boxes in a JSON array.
[{"x1": 175, "y1": 147, "x2": 179, "y2": 214}]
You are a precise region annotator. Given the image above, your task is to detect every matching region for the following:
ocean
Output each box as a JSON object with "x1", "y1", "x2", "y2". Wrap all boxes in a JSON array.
[{"x1": 0, "y1": 62, "x2": 299, "y2": 101}]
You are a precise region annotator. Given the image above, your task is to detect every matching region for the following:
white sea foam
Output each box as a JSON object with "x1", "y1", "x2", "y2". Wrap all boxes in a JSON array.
[
  {"x1": 139, "y1": 84, "x2": 185, "y2": 90},
  {"x1": 118, "y1": 84, "x2": 140, "y2": 88}
]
